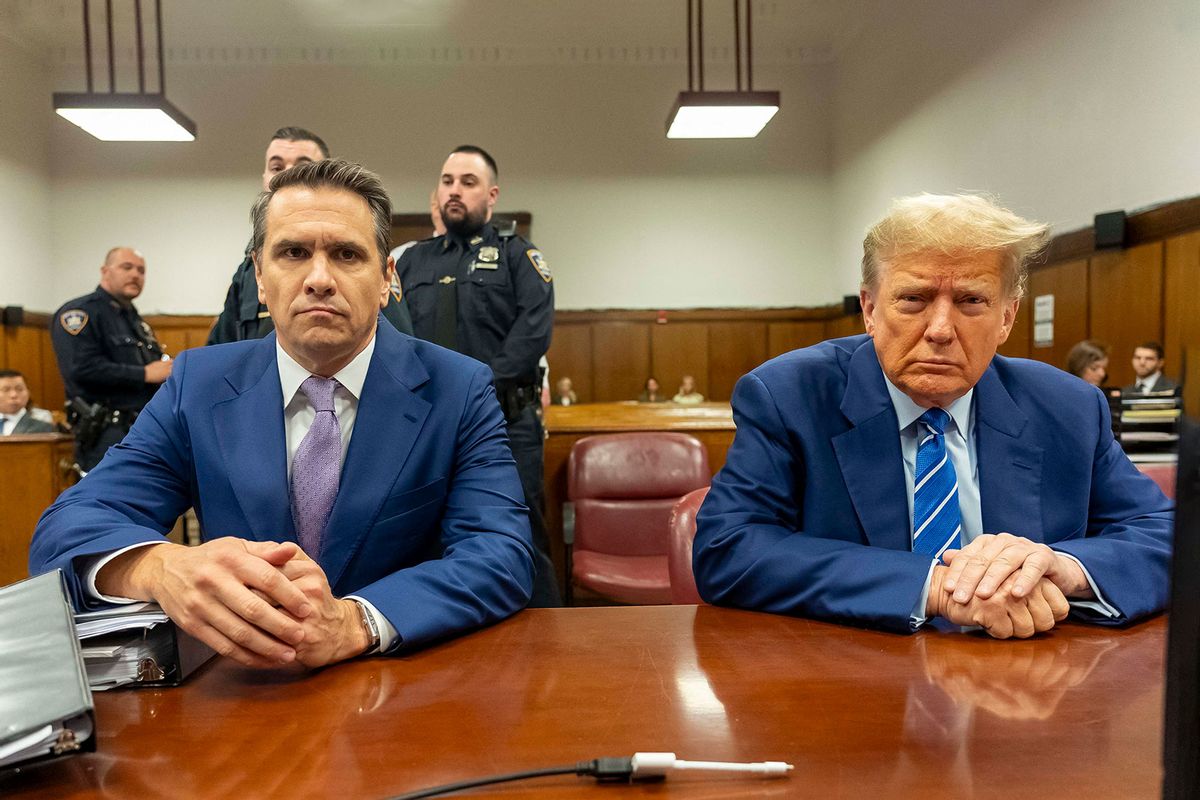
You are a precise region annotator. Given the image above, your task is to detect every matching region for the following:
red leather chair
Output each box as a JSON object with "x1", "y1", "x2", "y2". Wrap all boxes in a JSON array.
[
  {"x1": 565, "y1": 433, "x2": 709, "y2": 605},
  {"x1": 1137, "y1": 462, "x2": 1177, "y2": 501},
  {"x1": 667, "y1": 486, "x2": 710, "y2": 604}
]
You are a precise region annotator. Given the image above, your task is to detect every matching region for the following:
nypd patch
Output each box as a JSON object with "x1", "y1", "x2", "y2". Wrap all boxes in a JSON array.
[
  {"x1": 60, "y1": 309, "x2": 89, "y2": 335},
  {"x1": 389, "y1": 270, "x2": 404, "y2": 303},
  {"x1": 526, "y1": 249, "x2": 552, "y2": 283}
]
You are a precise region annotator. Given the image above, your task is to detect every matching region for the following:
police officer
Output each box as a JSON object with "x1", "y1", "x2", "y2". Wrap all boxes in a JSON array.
[
  {"x1": 397, "y1": 145, "x2": 559, "y2": 606},
  {"x1": 51, "y1": 247, "x2": 171, "y2": 472},
  {"x1": 207, "y1": 126, "x2": 412, "y2": 344}
]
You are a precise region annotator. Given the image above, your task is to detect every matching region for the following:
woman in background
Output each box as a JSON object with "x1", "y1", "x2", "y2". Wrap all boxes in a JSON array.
[
  {"x1": 1067, "y1": 340, "x2": 1110, "y2": 387},
  {"x1": 638, "y1": 377, "x2": 667, "y2": 403}
]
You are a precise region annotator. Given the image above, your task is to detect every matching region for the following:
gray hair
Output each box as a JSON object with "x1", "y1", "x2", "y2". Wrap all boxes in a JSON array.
[
  {"x1": 861, "y1": 193, "x2": 1050, "y2": 300},
  {"x1": 251, "y1": 159, "x2": 392, "y2": 274}
]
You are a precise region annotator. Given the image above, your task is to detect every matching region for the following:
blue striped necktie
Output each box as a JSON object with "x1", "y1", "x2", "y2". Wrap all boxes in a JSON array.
[{"x1": 912, "y1": 408, "x2": 961, "y2": 561}]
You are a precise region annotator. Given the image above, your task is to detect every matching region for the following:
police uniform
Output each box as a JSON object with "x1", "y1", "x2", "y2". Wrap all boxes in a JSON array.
[
  {"x1": 397, "y1": 222, "x2": 559, "y2": 606},
  {"x1": 207, "y1": 245, "x2": 415, "y2": 345},
  {"x1": 51, "y1": 286, "x2": 166, "y2": 472}
]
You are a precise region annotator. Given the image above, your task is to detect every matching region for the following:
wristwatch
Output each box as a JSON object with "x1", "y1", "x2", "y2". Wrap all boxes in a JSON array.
[{"x1": 352, "y1": 599, "x2": 380, "y2": 655}]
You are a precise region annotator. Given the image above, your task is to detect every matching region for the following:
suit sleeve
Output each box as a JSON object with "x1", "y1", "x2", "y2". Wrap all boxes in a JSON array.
[
  {"x1": 28, "y1": 351, "x2": 196, "y2": 609},
  {"x1": 351, "y1": 364, "x2": 535, "y2": 648},
  {"x1": 1049, "y1": 388, "x2": 1173, "y2": 623},
  {"x1": 489, "y1": 241, "x2": 553, "y2": 383},
  {"x1": 693, "y1": 372, "x2": 934, "y2": 633},
  {"x1": 52, "y1": 311, "x2": 145, "y2": 393}
]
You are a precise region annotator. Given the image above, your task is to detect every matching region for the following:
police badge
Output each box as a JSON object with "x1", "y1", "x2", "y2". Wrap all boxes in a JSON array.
[
  {"x1": 478, "y1": 246, "x2": 500, "y2": 263},
  {"x1": 59, "y1": 309, "x2": 89, "y2": 335}
]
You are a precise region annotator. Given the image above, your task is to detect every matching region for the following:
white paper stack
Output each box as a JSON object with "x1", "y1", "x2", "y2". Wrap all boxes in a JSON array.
[{"x1": 74, "y1": 603, "x2": 172, "y2": 691}]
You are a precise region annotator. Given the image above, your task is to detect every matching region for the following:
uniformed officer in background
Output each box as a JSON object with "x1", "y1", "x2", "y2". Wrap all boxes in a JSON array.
[
  {"x1": 51, "y1": 246, "x2": 171, "y2": 472},
  {"x1": 207, "y1": 126, "x2": 412, "y2": 344},
  {"x1": 396, "y1": 145, "x2": 560, "y2": 606}
]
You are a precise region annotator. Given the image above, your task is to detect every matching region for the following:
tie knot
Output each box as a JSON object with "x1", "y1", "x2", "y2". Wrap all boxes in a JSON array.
[
  {"x1": 300, "y1": 376, "x2": 338, "y2": 413},
  {"x1": 919, "y1": 407, "x2": 951, "y2": 436}
]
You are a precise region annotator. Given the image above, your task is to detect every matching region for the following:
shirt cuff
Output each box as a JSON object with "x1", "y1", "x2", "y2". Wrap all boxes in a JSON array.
[
  {"x1": 345, "y1": 595, "x2": 400, "y2": 653},
  {"x1": 909, "y1": 560, "x2": 939, "y2": 630},
  {"x1": 1053, "y1": 551, "x2": 1121, "y2": 620},
  {"x1": 83, "y1": 541, "x2": 167, "y2": 603}
]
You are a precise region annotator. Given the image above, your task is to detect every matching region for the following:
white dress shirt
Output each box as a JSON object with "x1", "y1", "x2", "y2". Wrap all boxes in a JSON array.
[
  {"x1": 0, "y1": 408, "x2": 27, "y2": 435},
  {"x1": 86, "y1": 332, "x2": 399, "y2": 654},
  {"x1": 881, "y1": 379, "x2": 1119, "y2": 628}
]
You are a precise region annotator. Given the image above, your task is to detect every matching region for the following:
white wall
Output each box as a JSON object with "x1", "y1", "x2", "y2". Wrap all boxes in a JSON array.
[
  {"x1": 0, "y1": 36, "x2": 55, "y2": 311},
  {"x1": 830, "y1": 0, "x2": 1200, "y2": 294},
  {"x1": 47, "y1": 57, "x2": 833, "y2": 313}
]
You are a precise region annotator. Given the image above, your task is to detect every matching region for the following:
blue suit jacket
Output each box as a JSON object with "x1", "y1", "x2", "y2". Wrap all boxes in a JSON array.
[
  {"x1": 29, "y1": 320, "x2": 535, "y2": 649},
  {"x1": 694, "y1": 335, "x2": 1173, "y2": 633}
]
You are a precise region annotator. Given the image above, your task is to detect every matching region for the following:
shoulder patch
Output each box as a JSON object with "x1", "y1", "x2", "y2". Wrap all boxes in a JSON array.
[
  {"x1": 389, "y1": 269, "x2": 404, "y2": 303},
  {"x1": 59, "y1": 309, "x2": 89, "y2": 335},
  {"x1": 526, "y1": 249, "x2": 552, "y2": 283}
]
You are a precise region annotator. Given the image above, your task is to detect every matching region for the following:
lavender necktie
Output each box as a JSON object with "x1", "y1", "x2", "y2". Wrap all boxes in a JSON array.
[{"x1": 291, "y1": 376, "x2": 341, "y2": 558}]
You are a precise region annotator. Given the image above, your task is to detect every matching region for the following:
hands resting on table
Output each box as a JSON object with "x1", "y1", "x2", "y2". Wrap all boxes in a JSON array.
[
  {"x1": 95, "y1": 538, "x2": 371, "y2": 669},
  {"x1": 926, "y1": 533, "x2": 1096, "y2": 639}
]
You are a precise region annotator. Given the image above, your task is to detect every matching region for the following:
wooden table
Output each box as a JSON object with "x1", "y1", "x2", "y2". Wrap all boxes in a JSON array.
[
  {"x1": 543, "y1": 402, "x2": 736, "y2": 597},
  {"x1": 4, "y1": 606, "x2": 1165, "y2": 799}
]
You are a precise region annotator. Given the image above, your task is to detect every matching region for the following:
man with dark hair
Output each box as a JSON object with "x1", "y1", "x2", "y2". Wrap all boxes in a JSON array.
[
  {"x1": 51, "y1": 246, "x2": 171, "y2": 471},
  {"x1": 1124, "y1": 341, "x2": 1177, "y2": 394},
  {"x1": 0, "y1": 370, "x2": 56, "y2": 434},
  {"x1": 31, "y1": 159, "x2": 535, "y2": 669},
  {"x1": 396, "y1": 145, "x2": 559, "y2": 606},
  {"x1": 207, "y1": 127, "x2": 411, "y2": 344}
]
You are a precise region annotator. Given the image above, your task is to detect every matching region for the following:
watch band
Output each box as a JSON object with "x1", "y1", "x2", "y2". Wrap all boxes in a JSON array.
[{"x1": 353, "y1": 599, "x2": 381, "y2": 655}]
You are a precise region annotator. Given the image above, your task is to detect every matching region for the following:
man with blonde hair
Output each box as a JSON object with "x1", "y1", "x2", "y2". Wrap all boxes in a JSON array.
[{"x1": 695, "y1": 193, "x2": 1172, "y2": 639}]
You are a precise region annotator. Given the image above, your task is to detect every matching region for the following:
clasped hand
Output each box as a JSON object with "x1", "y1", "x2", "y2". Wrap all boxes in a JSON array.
[
  {"x1": 928, "y1": 532, "x2": 1091, "y2": 639},
  {"x1": 96, "y1": 539, "x2": 369, "y2": 669}
]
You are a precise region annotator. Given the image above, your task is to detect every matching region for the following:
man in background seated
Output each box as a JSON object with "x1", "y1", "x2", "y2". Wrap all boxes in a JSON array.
[
  {"x1": 1124, "y1": 341, "x2": 1177, "y2": 394},
  {"x1": 51, "y1": 247, "x2": 171, "y2": 471},
  {"x1": 31, "y1": 159, "x2": 534, "y2": 669},
  {"x1": 695, "y1": 193, "x2": 1172, "y2": 639},
  {"x1": 673, "y1": 375, "x2": 704, "y2": 404},
  {"x1": 0, "y1": 370, "x2": 56, "y2": 434},
  {"x1": 207, "y1": 126, "x2": 411, "y2": 344}
]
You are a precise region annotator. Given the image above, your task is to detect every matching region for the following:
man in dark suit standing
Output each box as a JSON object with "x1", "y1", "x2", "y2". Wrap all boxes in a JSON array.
[
  {"x1": 695, "y1": 193, "x2": 1172, "y2": 638},
  {"x1": 1124, "y1": 341, "x2": 1177, "y2": 394},
  {"x1": 31, "y1": 159, "x2": 534, "y2": 669}
]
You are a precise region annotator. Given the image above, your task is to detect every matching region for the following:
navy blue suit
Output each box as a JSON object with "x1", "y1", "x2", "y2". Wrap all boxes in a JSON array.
[
  {"x1": 694, "y1": 335, "x2": 1172, "y2": 633},
  {"x1": 29, "y1": 320, "x2": 535, "y2": 649}
]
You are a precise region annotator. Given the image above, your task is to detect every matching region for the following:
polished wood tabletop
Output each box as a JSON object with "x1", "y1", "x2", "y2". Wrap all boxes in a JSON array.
[{"x1": 4, "y1": 606, "x2": 1165, "y2": 799}]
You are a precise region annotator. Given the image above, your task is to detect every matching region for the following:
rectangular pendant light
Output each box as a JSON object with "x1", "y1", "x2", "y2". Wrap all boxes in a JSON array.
[
  {"x1": 53, "y1": 93, "x2": 196, "y2": 142},
  {"x1": 666, "y1": 90, "x2": 780, "y2": 139}
]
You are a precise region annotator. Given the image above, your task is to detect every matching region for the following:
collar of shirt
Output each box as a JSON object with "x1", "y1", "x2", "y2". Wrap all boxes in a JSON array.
[
  {"x1": 883, "y1": 379, "x2": 974, "y2": 443},
  {"x1": 276, "y1": 334, "x2": 376, "y2": 476},
  {"x1": 1138, "y1": 371, "x2": 1162, "y2": 390}
]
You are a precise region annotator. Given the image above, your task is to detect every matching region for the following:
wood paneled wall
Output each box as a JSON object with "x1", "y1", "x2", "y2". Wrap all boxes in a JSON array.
[
  {"x1": 547, "y1": 308, "x2": 862, "y2": 403},
  {"x1": 0, "y1": 314, "x2": 213, "y2": 410}
]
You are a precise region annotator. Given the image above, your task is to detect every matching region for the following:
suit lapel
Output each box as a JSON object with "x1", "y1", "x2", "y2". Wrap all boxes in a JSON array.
[
  {"x1": 212, "y1": 336, "x2": 296, "y2": 544},
  {"x1": 831, "y1": 341, "x2": 912, "y2": 551},
  {"x1": 975, "y1": 365, "x2": 1044, "y2": 539},
  {"x1": 321, "y1": 324, "x2": 432, "y2": 588}
]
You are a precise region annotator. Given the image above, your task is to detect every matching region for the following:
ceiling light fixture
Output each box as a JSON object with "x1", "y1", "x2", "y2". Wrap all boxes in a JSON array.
[
  {"x1": 667, "y1": 0, "x2": 779, "y2": 139},
  {"x1": 53, "y1": 0, "x2": 196, "y2": 142}
]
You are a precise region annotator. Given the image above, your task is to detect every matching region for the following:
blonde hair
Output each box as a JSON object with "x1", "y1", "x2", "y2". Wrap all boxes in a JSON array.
[{"x1": 862, "y1": 193, "x2": 1049, "y2": 299}]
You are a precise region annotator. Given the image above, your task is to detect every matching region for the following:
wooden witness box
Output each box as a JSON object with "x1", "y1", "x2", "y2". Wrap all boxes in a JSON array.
[{"x1": 0, "y1": 433, "x2": 76, "y2": 586}]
